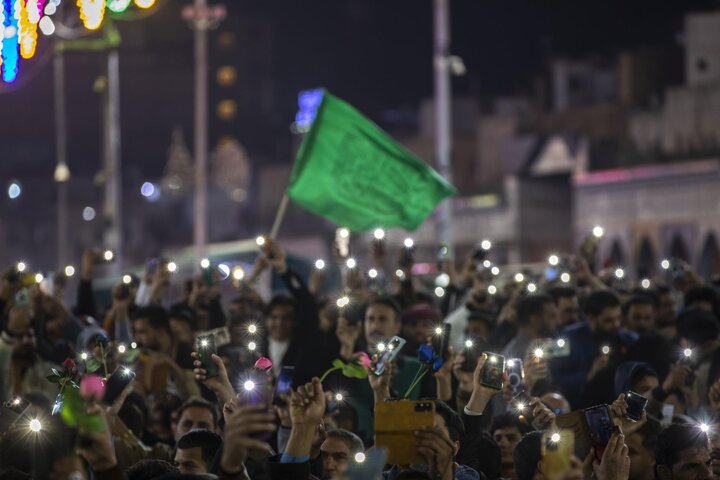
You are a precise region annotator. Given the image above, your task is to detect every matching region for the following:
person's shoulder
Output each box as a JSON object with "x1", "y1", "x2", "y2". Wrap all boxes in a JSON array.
[
  {"x1": 618, "y1": 329, "x2": 639, "y2": 343},
  {"x1": 562, "y1": 322, "x2": 591, "y2": 336}
]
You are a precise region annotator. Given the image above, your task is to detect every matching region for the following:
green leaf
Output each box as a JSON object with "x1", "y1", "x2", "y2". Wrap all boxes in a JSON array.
[
  {"x1": 123, "y1": 349, "x2": 140, "y2": 363},
  {"x1": 341, "y1": 363, "x2": 369, "y2": 379},
  {"x1": 85, "y1": 359, "x2": 102, "y2": 373},
  {"x1": 332, "y1": 359, "x2": 345, "y2": 369},
  {"x1": 60, "y1": 388, "x2": 106, "y2": 433},
  {"x1": 46, "y1": 374, "x2": 61, "y2": 384}
]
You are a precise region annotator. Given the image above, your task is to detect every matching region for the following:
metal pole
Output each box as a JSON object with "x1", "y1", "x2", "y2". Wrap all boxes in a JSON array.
[
  {"x1": 54, "y1": 51, "x2": 69, "y2": 270},
  {"x1": 433, "y1": 0, "x2": 454, "y2": 253},
  {"x1": 105, "y1": 49, "x2": 122, "y2": 272},
  {"x1": 193, "y1": 0, "x2": 209, "y2": 263}
]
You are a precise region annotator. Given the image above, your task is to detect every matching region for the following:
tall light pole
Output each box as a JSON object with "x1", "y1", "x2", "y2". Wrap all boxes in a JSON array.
[
  {"x1": 53, "y1": 47, "x2": 71, "y2": 270},
  {"x1": 433, "y1": 0, "x2": 454, "y2": 253},
  {"x1": 103, "y1": 46, "x2": 122, "y2": 273},
  {"x1": 183, "y1": 0, "x2": 225, "y2": 264}
]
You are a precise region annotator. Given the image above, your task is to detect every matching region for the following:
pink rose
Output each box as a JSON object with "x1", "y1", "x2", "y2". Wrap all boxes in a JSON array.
[
  {"x1": 353, "y1": 352, "x2": 371, "y2": 370},
  {"x1": 79, "y1": 375, "x2": 106, "y2": 401},
  {"x1": 254, "y1": 357, "x2": 273, "y2": 373}
]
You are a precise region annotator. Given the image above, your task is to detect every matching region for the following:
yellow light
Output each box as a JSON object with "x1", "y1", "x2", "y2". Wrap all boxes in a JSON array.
[
  {"x1": 18, "y1": 0, "x2": 39, "y2": 59},
  {"x1": 255, "y1": 236, "x2": 266, "y2": 247},
  {"x1": 12, "y1": 397, "x2": 21, "y2": 406},
  {"x1": 35, "y1": 273, "x2": 44, "y2": 284},
  {"x1": 248, "y1": 324, "x2": 257, "y2": 334},
  {"x1": 122, "y1": 275, "x2": 132, "y2": 285},
  {"x1": 17, "y1": 262, "x2": 26, "y2": 272},
  {"x1": 29, "y1": 418, "x2": 42, "y2": 432},
  {"x1": 232, "y1": 267, "x2": 245, "y2": 280},
  {"x1": 117, "y1": 344, "x2": 126, "y2": 354},
  {"x1": 65, "y1": 265, "x2": 75, "y2": 277},
  {"x1": 167, "y1": 262, "x2": 178, "y2": 273},
  {"x1": 77, "y1": 0, "x2": 106, "y2": 30},
  {"x1": 134, "y1": 0, "x2": 156, "y2": 8},
  {"x1": 488, "y1": 355, "x2": 497, "y2": 364}
]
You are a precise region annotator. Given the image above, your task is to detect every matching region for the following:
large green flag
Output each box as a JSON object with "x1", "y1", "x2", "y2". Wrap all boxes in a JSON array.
[{"x1": 288, "y1": 90, "x2": 456, "y2": 232}]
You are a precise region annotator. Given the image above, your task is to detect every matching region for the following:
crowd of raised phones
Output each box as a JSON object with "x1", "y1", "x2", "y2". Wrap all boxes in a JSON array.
[{"x1": 1, "y1": 235, "x2": 720, "y2": 480}]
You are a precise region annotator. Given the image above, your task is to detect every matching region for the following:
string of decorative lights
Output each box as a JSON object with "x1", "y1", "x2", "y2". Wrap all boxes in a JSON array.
[
  {"x1": 18, "y1": 0, "x2": 40, "y2": 59},
  {"x1": 77, "y1": 0, "x2": 105, "y2": 30},
  {"x1": 1, "y1": 0, "x2": 19, "y2": 82}
]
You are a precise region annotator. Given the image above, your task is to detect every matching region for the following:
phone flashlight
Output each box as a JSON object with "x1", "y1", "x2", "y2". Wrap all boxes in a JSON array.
[
  {"x1": 684, "y1": 348, "x2": 693, "y2": 358},
  {"x1": 117, "y1": 343, "x2": 126, "y2": 354},
  {"x1": 104, "y1": 250, "x2": 115, "y2": 262},
  {"x1": 534, "y1": 348, "x2": 544, "y2": 359},
  {"x1": 232, "y1": 267, "x2": 244, "y2": 280},
  {"x1": 550, "y1": 432, "x2": 561, "y2": 443},
  {"x1": 601, "y1": 345, "x2": 611, "y2": 355},
  {"x1": 248, "y1": 342, "x2": 257, "y2": 351},
  {"x1": 346, "y1": 258, "x2": 357, "y2": 269},
  {"x1": 248, "y1": 324, "x2": 258, "y2": 334},
  {"x1": 244, "y1": 380, "x2": 255, "y2": 391},
  {"x1": 255, "y1": 236, "x2": 266, "y2": 247},
  {"x1": 167, "y1": 261, "x2": 178, "y2": 273},
  {"x1": 465, "y1": 338, "x2": 474, "y2": 349},
  {"x1": 315, "y1": 259, "x2": 325, "y2": 270},
  {"x1": 404, "y1": 238, "x2": 414, "y2": 249},
  {"x1": 373, "y1": 228, "x2": 385, "y2": 240},
  {"x1": 29, "y1": 418, "x2": 42, "y2": 433}
]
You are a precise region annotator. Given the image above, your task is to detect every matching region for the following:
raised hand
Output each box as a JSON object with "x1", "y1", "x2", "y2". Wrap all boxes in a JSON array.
[
  {"x1": 192, "y1": 352, "x2": 234, "y2": 406},
  {"x1": 609, "y1": 393, "x2": 647, "y2": 436},
  {"x1": 220, "y1": 404, "x2": 276, "y2": 474},
  {"x1": 415, "y1": 426, "x2": 456, "y2": 480},
  {"x1": 593, "y1": 432, "x2": 630, "y2": 480},
  {"x1": 290, "y1": 377, "x2": 326, "y2": 427}
]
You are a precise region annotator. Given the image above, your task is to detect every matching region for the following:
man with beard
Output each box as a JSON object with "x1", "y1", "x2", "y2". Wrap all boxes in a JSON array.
[
  {"x1": 0, "y1": 305, "x2": 57, "y2": 401},
  {"x1": 501, "y1": 294, "x2": 559, "y2": 360},
  {"x1": 551, "y1": 290, "x2": 638, "y2": 408},
  {"x1": 622, "y1": 295, "x2": 674, "y2": 381}
]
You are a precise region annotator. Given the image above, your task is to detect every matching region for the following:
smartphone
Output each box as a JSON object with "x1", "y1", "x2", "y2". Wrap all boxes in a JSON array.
[
  {"x1": 437, "y1": 244, "x2": 449, "y2": 271},
  {"x1": 511, "y1": 390, "x2": 535, "y2": 425},
  {"x1": 197, "y1": 326, "x2": 231, "y2": 348},
  {"x1": 506, "y1": 358, "x2": 525, "y2": 397},
  {"x1": 432, "y1": 323, "x2": 452, "y2": 363},
  {"x1": 679, "y1": 349, "x2": 697, "y2": 385},
  {"x1": 244, "y1": 370, "x2": 272, "y2": 410},
  {"x1": 273, "y1": 366, "x2": 295, "y2": 407},
  {"x1": 584, "y1": 404, "x2": 614, "y2": 460},
  {"x1": 335, "y1": 228, "x2": 350, "y2": 259},
  {"x1": 104, "y1": 366, "x2": 136, "y2": 405},
  {"x1": 480, "y1": 352, "x2": 505, "y2": 390},
  {"x1": 542, "y1": 430, "x2": 575, "y2": 480},
  {"x1": 625, "y1": 391, "x2": 648, "y2": 421},
  {"x1": 195, "y1": 334, "x2": 219, "y2": 377},
  {"x1": 544, "y1": 267, "x2": 559, "y2": 282},
  {"x1": 461, "y1": 336, "x2": 482, "y2": 372},
  {"x1": 374, "y1": 336, "x2": 407, "y2": 376},
  {"x1": 202, "y1": 265, "x2": 215, "y2": 286},
  {"x1": 538, "y1": 338, "x2": 571, "y2": 359},
  {"x1": 375, "y1": 400, "x2": 435, "y2": 465}
]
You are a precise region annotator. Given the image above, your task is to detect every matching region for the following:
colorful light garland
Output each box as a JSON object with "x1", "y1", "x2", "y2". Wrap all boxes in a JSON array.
[
  {"x1": 77, "y1": 0, "x2": 105, "y2": 30},
  {"x1": 18, "y1": 0, "x2": 39, "y2": 59},
  {"x1": 107, "y1": 0, "x2": 132, "y2": 13},
  {"x1": 1, "y1": 0, "x2": 19, "y2": 82},
  {"x1": 134, "y1": 0, "x2": 155, "y2": 9}
]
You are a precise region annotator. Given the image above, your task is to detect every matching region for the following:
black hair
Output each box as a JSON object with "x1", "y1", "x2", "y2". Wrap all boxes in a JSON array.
[
  {"x1": 467, "y1": 310, "x2": 495, "y2": 333},
  {"x1": 584, "y1": 290, "x2": 621, "y2": 317},
  {"x1": 637, "y1": 418, "x2": 662, "y2": 452},
  {"x1": 366, "y1": 296, "x2": 401, "y2": 320},
  {"x1": 263, "y1": 294, "x2": 295, "y2": 317},
  {"x1": 516, "y1": 294, "x2": 554, "y2": 326},
  {"x1": 676, "y1": 308, "x2": 720, "y2": 346},
  {"x1": 623, "y1": 294, "x2": 656, "y2": 316},
  {"x1": 655, "y1": 423, "x2": 708, "y2": 470},
  {"x1": 133, "y1": 305, "x2": 171, "y2": 333},
  {"x1": 169, "y1": 304, "x2": 198, "y2": 331},
  {"x1": 457, "y1": 431, "x2": 502, "y2": 480},
  {"x1": 685, "y1": 286, "x2": 718, "y2": 310},
  {"x1": 513, "y1": 431, "x2": 542, "y2": 480},
  {"x1": 548, "y1": 286, "x2": 577, "y2": 303},
  {"x1": 127, "y1": 459, "x2": 180, "y2": 480},
  {"x1": 326, "y1": 428, "x2": 364, "y2": 453},
  {"x1": 175, "y1": 397, "x2": 219, "y2": 429},
  {"x1": 176, "y1": 429, "x2": 223, "y2": 468},
  {"x1": 490, "y1": 412, "x2": 534, "y2": 437},
  {"x1": 430, "y1": 399, "x2": 464, "y2": 444}
]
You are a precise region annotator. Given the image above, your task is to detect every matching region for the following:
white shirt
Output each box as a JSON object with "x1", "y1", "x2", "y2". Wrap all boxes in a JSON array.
[{"x1": 268, "y1": 338, "x2": 290, "y2": 377}]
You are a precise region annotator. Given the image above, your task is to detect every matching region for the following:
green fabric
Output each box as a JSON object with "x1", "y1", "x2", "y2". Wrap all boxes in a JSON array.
[
  {"x1": 288, "y1": 91, "x2": 456, "y2": 232},
  {"x1": 345, "y1": 355, "x2": 422, "y2": 442}
]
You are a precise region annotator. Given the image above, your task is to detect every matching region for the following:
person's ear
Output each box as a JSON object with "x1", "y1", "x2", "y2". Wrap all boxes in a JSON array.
[
  {"x1": 453, "y1": 440, "x2": 460, "y2": 456},
  {"x1": 537, "y1": 459, "x2": 544, "y2": 476}
]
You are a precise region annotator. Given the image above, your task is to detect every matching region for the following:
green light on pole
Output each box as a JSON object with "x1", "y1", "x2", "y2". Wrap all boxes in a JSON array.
[{"x1": 107, "y1": 0, "x2": 132, "y2": 13}]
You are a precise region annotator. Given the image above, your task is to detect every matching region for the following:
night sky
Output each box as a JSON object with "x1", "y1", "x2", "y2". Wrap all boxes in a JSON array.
[{"x1": 0, "y1": 0, "x2": 716, "y2": 183}]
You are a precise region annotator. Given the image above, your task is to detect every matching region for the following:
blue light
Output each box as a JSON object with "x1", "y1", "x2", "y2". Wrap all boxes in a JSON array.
[
  {"x1": 140, "y1": 182, "x2": 160, "y2": 201},
  {"x1": 8, "y1": 182, "x2": 21, "y2": 199},
  {"x1": 2, "y1": 0, "x2": 20, "y2": 83},
  {"x1": 294, "y1": 88, "x2": 324, "y2": 132}
]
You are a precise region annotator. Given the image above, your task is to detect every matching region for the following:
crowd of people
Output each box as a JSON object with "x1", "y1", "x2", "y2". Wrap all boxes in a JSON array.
[{"x1": 1, "y1": 233, "x2": 720, "y2": 480}]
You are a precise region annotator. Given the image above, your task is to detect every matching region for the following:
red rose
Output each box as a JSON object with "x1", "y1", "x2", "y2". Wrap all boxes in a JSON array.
[{"x1": 62, "y1": 358, "x2": 78, "y2": 376}]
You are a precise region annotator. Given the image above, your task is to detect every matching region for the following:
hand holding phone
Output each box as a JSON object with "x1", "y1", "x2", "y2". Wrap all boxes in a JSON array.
[
  {"x1": 624, "y1": 391, "x2": 648, "y2": 422},
  {"x1": 374, "y1": 336, "x2": 406, "y2": 376},
  {"x1": 195, "y1": 334, "x2": 219, "y2": 377},
  {"x1": 542, "y1": 430, "x2": 575, "y2": 480},
  {"x1": 480, "y1": 352, "x2": 505, "y2": 390},
  {"x1": 584, "y1": 404, "x2": 615, "y2": 461},
  {"x1": 273, "y1": 366, "x2": 295, "y2": 407},
  {"x1": 104, "y1": 366, "x2": 136, "y2": 405}
]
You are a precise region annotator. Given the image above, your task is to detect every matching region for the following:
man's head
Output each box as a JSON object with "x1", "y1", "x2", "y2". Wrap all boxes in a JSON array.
[
  {"x1": 264, "y1": 295, "x2": 295, "y2": 342},
  {"x1": 6, "y1": 306, "x2": 36, "y2": 364},
  {"x1": 126, "y1": 459, "x2": 180, "y2": 480},
  {"x1": 677, "y1": 309, "x2": 720, "y2": 353},
  {"x1": 656, "y1": 286, "x2": 676, "y2": 328},
  {"x1": 492, "y1": 413, "x2": 533, "y2": 472},
  {"x1": 401, "y1": 304, "x2": 440, "y2": 348},
  {"x1": 685, "y1": 287, "x2": 718, "y2": 315},
  {"x1": 174, "y1": 429, "x2": 222, "y2": 475},
  {"x1": 585, "y1": 290, "x2": 622, "y2": 340},
  {"x1": 466, "y1": 310, "x2": 493, "y2": 341},
  {"x1": 364, "y1": 297, "x2": 401, "y2": 346},
  {"x1": 320, "y1": 429, "x2": 364, "y2": 479},
  {"x1": 513, "y1": 431, "x2": 542, "y2": 480},
  {"x1": 174, "y1": 397, "x2": 218, "y2": 441},
  {"x1": 627, "y1": 419, "x2": 660, "y2": 480},
  {"x1": 549, "y1": 287, "x2": 580, "y2": 326},
  {"x1": 540, "y1": 391, "x2": 571, "y2": 415},
  {"x1": 132, "y1": 306, "x2": 171, "y2": 351},
  {"x1": 614, "y1": 362, "x2": 659, "y2": 398},
  {"x1": 655, "y1": 423, "x2": 711, "y2": 480},
  {"x1": 516, "y1": 294, "x2": 559, "y2": 338},
  {"x1": 168, "y1": 305, "x2": 197, "y2": 344},
  {"x1": 625, "y1": 295, "x2": 656, "y2": 334}
]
